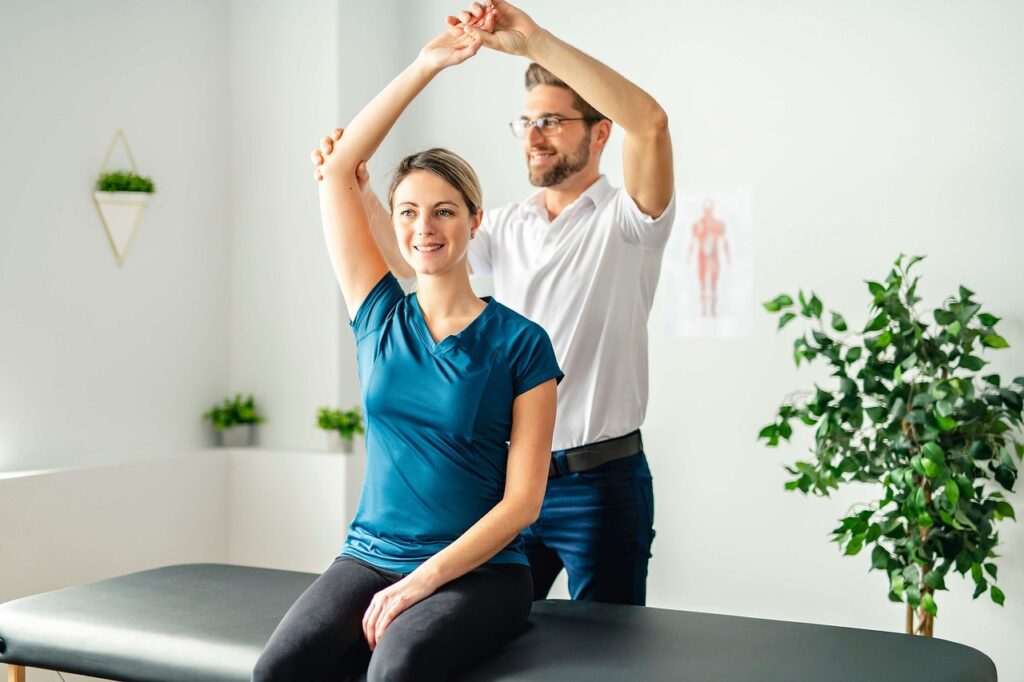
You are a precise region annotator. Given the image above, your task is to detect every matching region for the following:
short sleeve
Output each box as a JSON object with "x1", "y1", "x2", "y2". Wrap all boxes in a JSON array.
[
  {"x1": 351, "y1": 273, "x2": 404, "y2": 341},
  {"x1": 507, "y1": 322, "x2": 564, "y2": 397},
  {"x1": 467, "y1": 210, "x2": 497, "y2": 276},
  {"x1": 614, "y1": 189, "x2": 677, "y2": 251}
]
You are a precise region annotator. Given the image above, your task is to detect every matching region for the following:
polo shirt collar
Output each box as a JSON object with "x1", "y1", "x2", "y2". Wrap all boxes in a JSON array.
[{"x1": 521, "y1": 175, "x2": 613, "y2": 221}]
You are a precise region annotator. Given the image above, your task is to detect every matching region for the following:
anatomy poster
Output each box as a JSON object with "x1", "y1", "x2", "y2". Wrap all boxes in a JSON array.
[{"x1": 662, "y1": 187, "x2": 753, "y2": 338}]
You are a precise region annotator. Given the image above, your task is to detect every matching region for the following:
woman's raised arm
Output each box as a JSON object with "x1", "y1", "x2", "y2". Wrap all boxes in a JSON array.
[{"x1": 317, "y1": 25, "x2": 485, "y2": 318}]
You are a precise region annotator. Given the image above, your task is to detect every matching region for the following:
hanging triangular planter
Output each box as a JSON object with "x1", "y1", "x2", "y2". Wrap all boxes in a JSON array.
[
  {"x1": 93, "y1": 130, "x2": 154, "y2": 267},
  {"x1": 93, "y1": 191, "x2": 148, "y2": 266}
]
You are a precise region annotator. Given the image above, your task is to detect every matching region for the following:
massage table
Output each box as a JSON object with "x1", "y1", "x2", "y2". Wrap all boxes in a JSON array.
[{"x1": 0, "y1": 564, "x2": 996, "y2": 681}]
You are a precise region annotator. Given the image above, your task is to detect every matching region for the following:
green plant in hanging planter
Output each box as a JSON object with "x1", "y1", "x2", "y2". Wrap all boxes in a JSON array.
[
  {"x1": 97, "y1": 171, "x2": 155, "y2": 193},
  {"x1": 316, "y1": 406, "x2": 365, "y2": 440},
  {"x1": 759, "y1": 254, "x2": 1022, "y2": 637},
  {"x1": 203, "y1": 393, "x2": 265, "y2": 431}
]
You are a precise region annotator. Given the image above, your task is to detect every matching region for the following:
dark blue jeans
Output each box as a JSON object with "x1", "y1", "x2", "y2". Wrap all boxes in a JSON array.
[{"x1": 522, "y1": 451, "x2": 655, "y2": 605}]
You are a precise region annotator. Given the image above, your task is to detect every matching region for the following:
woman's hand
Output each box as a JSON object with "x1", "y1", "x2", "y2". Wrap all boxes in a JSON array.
[
  {"x1": 418, "y1": 22, "x2": 486, "y2": 72},
  {"x1": 362, "y1": 572, "x2": 440, "y2": 650},
  {"x1": 446, "y1": 0, "x2": 542, "y2": 58}
]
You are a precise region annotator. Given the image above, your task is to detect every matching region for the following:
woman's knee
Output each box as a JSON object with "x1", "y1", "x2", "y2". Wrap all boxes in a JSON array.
[{"x1": 251, "y1": 647, "x2": 301, "y2": 682}]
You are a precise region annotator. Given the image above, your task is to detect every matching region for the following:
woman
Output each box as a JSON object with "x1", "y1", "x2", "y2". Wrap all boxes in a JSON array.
[{"x1": 252, "y1": 10, "x2": 562, "y2": 682}]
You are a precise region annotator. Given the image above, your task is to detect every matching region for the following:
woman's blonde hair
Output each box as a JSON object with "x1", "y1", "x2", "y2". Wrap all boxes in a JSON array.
[{"x1": 387, "y1": 148, "x2": 482, "y2": 216}]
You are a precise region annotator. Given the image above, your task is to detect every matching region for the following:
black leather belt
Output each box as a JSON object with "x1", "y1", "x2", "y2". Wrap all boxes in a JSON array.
[{"x1": 549, "y1": 430, "x2": 643, "y2": 477}]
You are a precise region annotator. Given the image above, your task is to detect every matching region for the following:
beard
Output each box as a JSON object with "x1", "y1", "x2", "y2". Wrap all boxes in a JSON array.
[{"x1": 528, "y1": 127, "x2": 592, "y2": 187}]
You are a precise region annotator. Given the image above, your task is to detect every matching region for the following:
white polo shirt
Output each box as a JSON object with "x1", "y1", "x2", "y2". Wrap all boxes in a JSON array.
[{"x1": 468, "y1": 175, "x2": 676, "y2": 451}]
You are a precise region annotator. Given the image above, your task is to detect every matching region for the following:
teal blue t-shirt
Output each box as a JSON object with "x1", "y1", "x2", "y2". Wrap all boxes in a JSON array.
[{"x1": 340, "y1": 273, "x2": 564, "y2": 573}]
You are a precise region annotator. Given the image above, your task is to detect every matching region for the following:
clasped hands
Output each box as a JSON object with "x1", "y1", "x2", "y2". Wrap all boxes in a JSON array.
[{"x1": 311, "y1": 0, "x2": 540, "y2": 183}]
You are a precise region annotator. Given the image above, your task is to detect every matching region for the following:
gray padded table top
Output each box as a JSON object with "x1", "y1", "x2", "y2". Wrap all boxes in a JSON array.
[{"x1": 0, "y1": 564, "x2": 996, "y2": 681}]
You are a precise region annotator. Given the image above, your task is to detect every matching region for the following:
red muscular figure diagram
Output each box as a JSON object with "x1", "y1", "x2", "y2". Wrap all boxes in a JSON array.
[{"x1": 687, "y1": 199, "x2": 731, "y2": 317}]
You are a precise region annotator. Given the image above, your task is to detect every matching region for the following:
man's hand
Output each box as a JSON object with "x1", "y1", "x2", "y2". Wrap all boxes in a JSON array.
[
  {"x1": 446, "y1": 0, "x2": 542, "y2": 58},
  {"x1": 362, "y1": 572, "x2": 439, "y2": 650},
  {"x1": 311, "y1": 128, "x2": 369, "y2": 189}
]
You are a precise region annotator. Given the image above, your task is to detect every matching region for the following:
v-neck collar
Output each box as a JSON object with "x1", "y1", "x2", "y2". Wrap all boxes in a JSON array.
[{"x1": 409, "y1": 294, "x2": 494, "y2": 356}]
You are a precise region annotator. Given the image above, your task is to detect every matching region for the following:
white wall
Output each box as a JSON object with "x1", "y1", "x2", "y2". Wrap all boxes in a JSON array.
[
  {"x1": 396, "y1": 0, "x2": 1024, "y2": 673},
  {"x1": 226, "y1": 0, "x2": 360, "y2": 450},
  {"x1": 0, "y1": 0, "x2": 232, "y2": 473}
]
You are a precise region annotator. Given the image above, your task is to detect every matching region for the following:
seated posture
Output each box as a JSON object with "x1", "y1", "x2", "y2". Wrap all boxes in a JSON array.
[
  {"x1": 321, "y1": 0, "x2": 676, "y2": 607},
  {"x1": 252, "y1": 9, "x2": 562, "y2": 682}
]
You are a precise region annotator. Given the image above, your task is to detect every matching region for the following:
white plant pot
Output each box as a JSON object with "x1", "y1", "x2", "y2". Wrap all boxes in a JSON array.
[
  {"x1": 93, "y1": 191, "x2": 150, "y2": 266},
  {"x1": 326, "y1": 431, "x2": 355, "y2": 454},
  {"x1": 220, "y1": 424, "x2": 254, "y2": 447}
]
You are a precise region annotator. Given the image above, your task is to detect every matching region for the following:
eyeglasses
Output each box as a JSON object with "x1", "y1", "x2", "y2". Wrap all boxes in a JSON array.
[{"x1": 509, "y1": 116, "x2": 599, "y2": 139}]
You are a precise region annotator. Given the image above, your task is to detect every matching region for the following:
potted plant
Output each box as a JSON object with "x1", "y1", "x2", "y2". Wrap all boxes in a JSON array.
[
  {"x1": 93, "y1": 170, "x2": 156, "y2": 266},
  {"x1": 203, "y1": 393, "x2": 265, "y2": 447},
  {"x1": 759, "y1": 254, "x2": 1022, "y2": 636},
  {"x1": 317, "y1": 406, "x2": 364, "y2": 454}
]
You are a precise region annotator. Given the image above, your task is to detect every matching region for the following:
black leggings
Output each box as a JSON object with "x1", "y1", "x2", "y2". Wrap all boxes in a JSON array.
[{"x1": 252, "y1": 556, "x2": 533, "y2": 681}]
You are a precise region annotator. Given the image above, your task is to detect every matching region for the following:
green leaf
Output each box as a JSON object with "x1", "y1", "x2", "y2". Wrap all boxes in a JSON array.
[
  {"x1": 922, "y1": 459, "x2": 941, "y2": 479},
  {"x1": 978, "y1": 313, "x2": 1001, "y2": 327},
  {"x1": 889, "y1": 397, "x2": 907, "y2": 418},
  {"x1": 865, "y1": 312, "x2": 889, "y2": 333},
  {"x1": 831, "y1": 312, "x2": 848, "y2": 332},
  {"x1": 846, "y1": 347, "x2": 863, "y2": 363},
  {"x1": 960, "y1": 355, "x2": 985, "y2": 371},
  {"x1": 778, "y1": 312, "x2": 797, "y2": 329},
  {"x1": 971, "y1": 441, "x2": 993, "y2": 460},
  {"x1": 809, "y1": 294, "x2": 823, "y2": 318},
  {"x1": 959, "y1": 285, "x2": 975, "y2": 300},
  {"x1": 844, "y1": 537, "x2": 864, "y2": 556},
  {"x1": 867, "y1": 281, "x2": 885, "y2": 300},
  {"x1": 1000, "y1": 389, "x2": 1023, "y2": 411},
  {"x1": 871, "y1": 545, "x2": 889, "y2": 570},
  {"x1": 936, "y1": 415, "x2": 957, "y2": 432},
  {"x1": 922, "y1": 442, "x2": 944, "y2": 463},
  {"x1": 923, "y1": 571, "x2": 946, "y2": 591},
  {"x1": 984, "y1": 564, "x2": 998, "y2": 581},
  {"x1": 764, "y1": 294, "x2": 794, "y2": 312},
  {"x1": 874, "y1": 331, "x2": 893, "y2": 349},
  {"x1": 995, "y1": 501, "x2": 1016, "y2": 521},
  {"x1": 982, "y1": 335, "x2": 1010, "y2": 349},
  {"x1": 948, "y1": 320, "x2": 962, "y2": 337},
  {"x1": 922, "y1": 592, "x2": 938, "y2": 617},
  {"x1": 866, "y1": 406, "x2": 887, "y2": 423},
  {"x1": 944, "y1": 481, "x2": 960, "y2": 505},
  {"x1": 992, "y1": 586, "x2": 1005, "y2": 606},
  {"x1": 935, "y1": 400, "x2": 954, "y2": 417}
]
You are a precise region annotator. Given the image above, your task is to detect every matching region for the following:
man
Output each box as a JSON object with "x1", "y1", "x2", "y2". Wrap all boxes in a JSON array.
[{"x1": 315, "y1": 0, "x2": 674, "y2": 606}]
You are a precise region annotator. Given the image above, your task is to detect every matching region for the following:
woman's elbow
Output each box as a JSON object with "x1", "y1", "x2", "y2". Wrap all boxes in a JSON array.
[{"x1": 512, "y1": 495, "x2": 544, "y2": 529}]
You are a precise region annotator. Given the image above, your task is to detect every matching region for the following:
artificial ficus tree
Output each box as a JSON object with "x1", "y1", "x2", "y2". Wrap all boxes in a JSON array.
[{"x1": 759, "y1": 254, "x2": 1022, "y2": 636}]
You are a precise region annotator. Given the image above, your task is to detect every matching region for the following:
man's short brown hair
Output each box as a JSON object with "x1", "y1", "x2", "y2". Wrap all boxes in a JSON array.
[{"x1": 524, "y1": 63, "x2": 608, "y2": 125}]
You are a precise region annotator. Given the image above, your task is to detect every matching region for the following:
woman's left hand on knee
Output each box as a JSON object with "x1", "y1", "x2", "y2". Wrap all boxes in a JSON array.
[{"x1": 362, "y1": 573, "x2": 438, "y2": 650}]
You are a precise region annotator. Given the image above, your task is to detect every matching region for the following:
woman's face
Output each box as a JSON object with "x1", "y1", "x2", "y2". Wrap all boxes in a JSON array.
[{"x1": 392, "y1": 170, "x2": 481, "y2": 277}]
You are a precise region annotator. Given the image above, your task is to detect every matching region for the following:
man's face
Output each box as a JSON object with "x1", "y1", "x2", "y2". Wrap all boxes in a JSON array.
[{"x1": 522, "y1": 85, "x2": 592, "y2": 188}]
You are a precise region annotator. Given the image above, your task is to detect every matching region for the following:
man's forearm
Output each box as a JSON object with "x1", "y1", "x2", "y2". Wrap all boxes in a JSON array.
[
  {"x1": 364, "y1": 188, "x2": 415, "y2": 280},
  {"x1": 525, "y1": 30, "x2": 666, "y2": 134}
]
